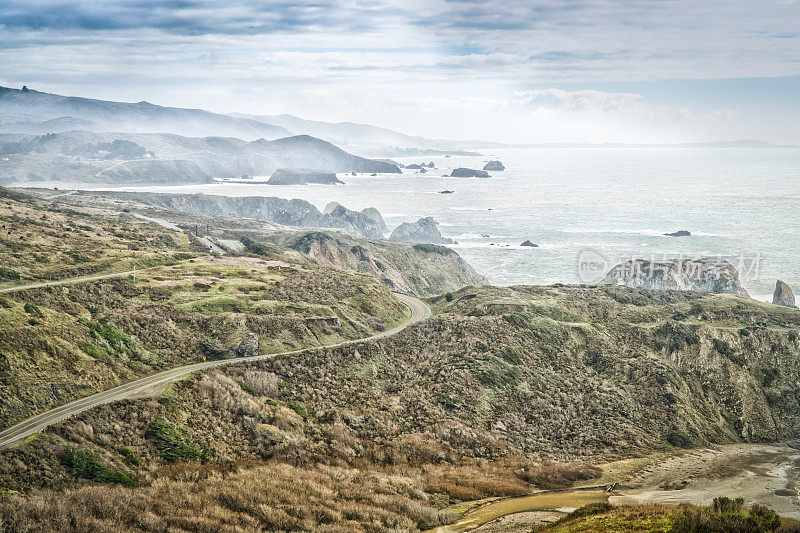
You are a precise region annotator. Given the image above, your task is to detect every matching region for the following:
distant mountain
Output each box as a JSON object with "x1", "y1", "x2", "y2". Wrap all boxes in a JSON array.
[
  {"x1": 0, "y1": 86, "x2": 290, "y2": 140},
  {"x1": 231, "y1": 113, "x2": 479, "y2": 155},
  {"x1": 231, "y1": 113, "x2": 434, "y2": 149},
  {"x1": 0, "y1": 130, "x2": 400, "y2": 184}
]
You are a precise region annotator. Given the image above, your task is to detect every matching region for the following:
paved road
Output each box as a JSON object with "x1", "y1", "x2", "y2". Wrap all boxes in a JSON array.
[
  {"x1": 0, "y1": 293, "x2": 429, "y2": 450},
  {"x1": 217, "y1": 239, "x2": 244, "y2": 253},
  {"x1": 131, "y1": 213, "x2": 227, "y2": 254}
]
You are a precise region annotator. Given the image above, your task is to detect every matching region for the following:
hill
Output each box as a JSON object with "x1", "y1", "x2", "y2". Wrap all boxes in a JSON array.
[
  {"x1": 0, "y1": 131, "x2": 400, "y2": 184},
  {"x1": 0, "y1": 86, "x2": 290, "y2": 140}
]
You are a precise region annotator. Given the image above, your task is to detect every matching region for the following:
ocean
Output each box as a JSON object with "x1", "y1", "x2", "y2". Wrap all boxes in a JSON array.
[{"x1": 72, "y1": 147, "x2": 800, "y2": 302}]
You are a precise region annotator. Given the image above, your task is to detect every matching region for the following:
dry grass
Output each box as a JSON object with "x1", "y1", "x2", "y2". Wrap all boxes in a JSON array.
[
  {"x1": 0, "y1": 462, "x2": 456, "y2": 532},
  {"x1": 420, "y1": 456, "x2": 602, "y2": 504}
]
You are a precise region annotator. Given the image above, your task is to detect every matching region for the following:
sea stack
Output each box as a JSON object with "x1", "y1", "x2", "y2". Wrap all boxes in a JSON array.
[
  {"x1": 773, "y1": 280, "x2": 796, "y2": 308},
  {"x1": 450, "y1": 168, "x2": 490, "y2": 178},
  {"x1": 483, "y1": 160, "x2": 505, "y2": 171},
  {"x1": 664, "y1": 230, "x2": 691, "y2": 237},
  {"x1": 602, "y1": 257, "x2": 749, "y2": 297},
  {"x1": 267, "y1": 168, "x2": 343, "y2": 185},
  {"x1": 389, "y1": 217, "x2": 453, "y2": 244}
]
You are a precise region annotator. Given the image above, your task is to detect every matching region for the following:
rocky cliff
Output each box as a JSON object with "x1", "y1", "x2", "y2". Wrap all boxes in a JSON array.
[
  {"x1": 266, "y1": 168, "x2": 343, "y2": 185},
  {"x1": 773, "y1": 280, "x2": 796, "y2": 308},
  {"x1": 389, "y1": 217, "x2": 453, "y2": 244},
  {"x1": 117, "y1": 192, "x2": 386, "y2": 238},
  {"x1": 603, "y1": 258, "x2": 749, "y2": 297},
  {"x1": 450, "y1": 167, "x2": 490, "y2": 178},
  {"x1": 271, "y1": 230, "x2": 486, "y2": 296}
]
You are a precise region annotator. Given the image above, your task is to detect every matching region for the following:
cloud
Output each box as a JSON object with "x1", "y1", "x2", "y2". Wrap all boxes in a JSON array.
[
  {"x1": 1, "y1": 0, "x2": 799, "y2": 142},
  {"x1": 508, "y1": 89, "x2": 644, "y2": 113}
]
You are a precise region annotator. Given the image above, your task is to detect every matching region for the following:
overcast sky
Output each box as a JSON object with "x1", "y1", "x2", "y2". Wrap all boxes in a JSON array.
[{"x1": 1, "y1": 0, "x2": 799, "y2": 143}]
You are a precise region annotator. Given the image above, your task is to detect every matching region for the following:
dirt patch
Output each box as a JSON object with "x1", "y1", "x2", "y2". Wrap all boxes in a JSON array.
[
  {"x1": 209, "y1": 256, "x2": 298, "y2": 269},
  {"x1": 611, "y1": 443, "x2": 800, "y2": 519},
  {"x1": 472, "y1": 510, "x2": 564, "y2": 532}
]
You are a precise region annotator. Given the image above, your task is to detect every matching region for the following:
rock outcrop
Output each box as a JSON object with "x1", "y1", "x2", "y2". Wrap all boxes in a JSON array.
[
  {"x1": 664, "y1": 230, "x2": 691, "y2": 237},
  {"x1": 389, "y1": 217, "x2": 453, "y2": 244},
  {"x1": 450, "y1": 168, "x2": 490, "y2": 178},
  {"x1": 323, "y1": 201, "x2": 343, "y2": 214},
  {"x1": 360, "y1": 207, "x2": 388, "y2": 234},
  {"x1": 483, "y1": 160, "x2": 505, "y2": 171},
  {"x1": 267, "y1": 168, "x2": 343, "y2": 185},
  {"x1": 118, "y1": 192, "x2": 385, "y2": 238},
  {"x1": 521, "y1": 240, "x2": 538, "y2": 247},
  {"x1": 773, "y1": 280, "x2": 796, "y2": 308},
  {"x1": 276, "y1": 230, "x2": 486, "y2": 297},
  {"x1": 602, "y1": 257, "x2": 749, "y2": 297}
]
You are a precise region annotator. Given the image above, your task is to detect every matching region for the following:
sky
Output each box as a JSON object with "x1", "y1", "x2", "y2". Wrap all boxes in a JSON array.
[{"x1": 1, "y1": 0, "x2": 799, "y2": 144}]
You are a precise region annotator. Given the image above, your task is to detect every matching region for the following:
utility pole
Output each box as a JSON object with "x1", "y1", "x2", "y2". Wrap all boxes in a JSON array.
[{"x1": 133, "y1": 263, "x2": 136, "y2": 283}]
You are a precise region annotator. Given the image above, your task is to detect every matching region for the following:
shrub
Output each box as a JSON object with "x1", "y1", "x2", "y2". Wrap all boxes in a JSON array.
[
  {"x1": 521, "y1": 462, "x2": 602, "y2": 490},
  {"x1": 240, "y1": 235, "x2": 271, "y2": 256},
  {"x1": 667, "y1": 430, "x2": 694, "y2": 449},
  {"x1": 350, "y1": 245, "x2": 369, "y2": 261},
  {"x1": 288, "y1": 400, "x2": 311, "y2": 419},
  {"x1": 412, "y1": 243, "x2": 455, "y2": 255},
  {"x1": 0, "y1": 267, "x2": 20, "y2": 280},
  {"x1": 672, "y1": 500, "x2": 784, "y2": 533},
  {"x1": 60, "y1": 447, "x2": 134, "y2": 486},
  {"x1": 23, "y1": 302, "x2": 43, "y2": 317},
  {"x1": 118, "y1": 446, "x2": 141, "y2": 466},
  {"x1": 713, "y1": 497, "x2": 744, "y2": 513},
  {"x1": 146, "y1": 420, "x2": 210, "y2": 464},
  {"x1": 444, "y1": 292, "x2": 454, "y2": 302},
  {"x1": 0, "y1": 298, "x2": 12, "y2": 309}
]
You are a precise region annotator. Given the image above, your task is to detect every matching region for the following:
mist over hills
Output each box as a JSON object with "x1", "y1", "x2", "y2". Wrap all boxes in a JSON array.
[
  {"x1": 0, "y1": 130, "x2": 400, "y2": 185},
  {"x1": 0, "y1": 86, "x2": 291, "y2": 140}
]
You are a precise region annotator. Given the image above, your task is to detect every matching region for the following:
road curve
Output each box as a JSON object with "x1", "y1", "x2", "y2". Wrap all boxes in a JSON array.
[{"x1": 0, "y1": 292, "x2": 429, "y2": 450}]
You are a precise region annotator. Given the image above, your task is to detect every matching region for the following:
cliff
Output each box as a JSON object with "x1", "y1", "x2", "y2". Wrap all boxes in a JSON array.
[
  {"x1": 602, "y1": 257, "x2": 749, "y2": 297},
  {"x1": 389, "y1": 217, "x2": 453, "y2": 244},
  {"x1": 266, "y1": 168, "x2": 343, "y2": 185}
]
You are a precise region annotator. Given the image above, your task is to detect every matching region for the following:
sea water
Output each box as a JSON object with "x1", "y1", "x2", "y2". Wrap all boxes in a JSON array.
[{"x1": 71, "y1": 147, "x2": 800, "y2": 301}]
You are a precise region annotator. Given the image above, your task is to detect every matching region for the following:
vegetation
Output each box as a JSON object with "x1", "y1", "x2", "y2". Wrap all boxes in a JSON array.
[
  {"x1": 0, "y1": 463, "x2": 455, "y2": 532},
  {"x1": 0, "y1": 194, "x2": 406, "y2": 429},
  {"x1": 412, "y1": 243, "x2": 456, "y2": 255},
  {"x1": 60, "y1": 447, "x2": 134, "y2": 486},
  {"x1": 239, "y1": 235, "x2": 272, "y2": 256},
  {"x1": 547, "y1": 500, "x2": 800, "y2": 532},
  {"x1": 146, "y1": 420, "x2": 209, "y2": 464}
]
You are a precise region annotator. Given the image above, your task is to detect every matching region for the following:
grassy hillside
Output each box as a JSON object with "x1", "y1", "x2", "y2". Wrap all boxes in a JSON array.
[
  {"x1": 0, "y1": 190, "x2": 406, "y2": 429},
  {"x1": 23, "y1": 188, "x2": 488, "y2": 296},
  {"x1": 0, "y1": 188, "x2": 196, "y2": 286},
  {"x1": 1, "y1": 284, "x2": 798, "y2": 529}
]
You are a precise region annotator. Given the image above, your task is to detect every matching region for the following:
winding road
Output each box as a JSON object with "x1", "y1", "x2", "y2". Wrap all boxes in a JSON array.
[{"x1": 0, "y1": 284, "x2": 429, "y2": 450}]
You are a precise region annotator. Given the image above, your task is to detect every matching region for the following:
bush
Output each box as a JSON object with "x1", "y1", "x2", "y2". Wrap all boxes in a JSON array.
[
  {"x1": 412, "y1": 243, "x2": 455, "y2": 255},
  {"x1": 118, "y1": 446, "x2": 141, "y2": 466},
  {"x1": 0, "y1": 267, "x2": 20, "y2": 280},
  {"x1": 240, "y1": 235, "x2": 271, "y2": 256},
  {"x1": 521, "y1": 462, "x2": 602, "y2": 490},
  {"x1": 60, "y1": 447, "x2": 134, "y2": 486},
  {"x1": 444, "y1": 292, "x2": 454, "y2": 302},
  {"x1": 23, "y1": 302, "x2": 43, "y2": 317},
  {"x1": 672, "y1": 500, "x2": 785, "y2": 533},
  {"x1": 146, "y1": 420, "x2": 210, "y2": 464},
  {"x1": 667, "y1": 430, "x2": 694, "y2": 449},
  {"x1": 350, "y1": 245, "x2": 369, "y2": 261}
]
